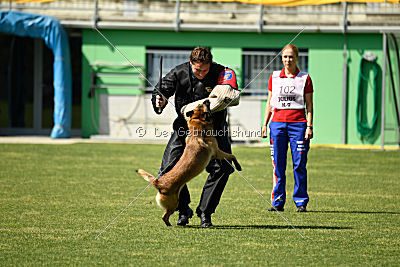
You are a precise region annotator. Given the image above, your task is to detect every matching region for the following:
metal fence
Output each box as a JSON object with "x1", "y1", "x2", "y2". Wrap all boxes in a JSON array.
[
  {"x1": 144, "y1": 47, "x2": 309, "y2": 95},
  {"x1": 242, "y1": 50, "x2": 308, "y2": 95},
  {"x1": 146, "y1": 48, "x2": 191, "y2": 89}
]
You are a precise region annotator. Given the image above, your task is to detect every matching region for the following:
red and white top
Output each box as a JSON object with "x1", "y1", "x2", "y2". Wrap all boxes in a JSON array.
[{"x1": 268, "y1": 68, "x2": 313, "y2": 123}]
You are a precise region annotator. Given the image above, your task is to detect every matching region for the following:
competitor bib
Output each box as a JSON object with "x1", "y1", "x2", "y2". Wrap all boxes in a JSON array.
[{"x1": 270, "y1": 71, "x2": 308, "y2": 109}]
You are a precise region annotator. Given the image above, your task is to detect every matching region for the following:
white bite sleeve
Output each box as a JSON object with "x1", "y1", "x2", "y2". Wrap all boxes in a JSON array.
[{"x1": 181, "y1": 85, "x2": 240, "y2": 120}]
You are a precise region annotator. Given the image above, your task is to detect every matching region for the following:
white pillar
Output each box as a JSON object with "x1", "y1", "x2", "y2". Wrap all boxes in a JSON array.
[{"x1": 381, "y1": 32, "x2": 387, "y2": 150}]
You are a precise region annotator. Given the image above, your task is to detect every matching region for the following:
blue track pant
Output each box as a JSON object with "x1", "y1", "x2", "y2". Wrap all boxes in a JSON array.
[{"x1": 269, "y1": 122, "x2": 309, "y2": 208}]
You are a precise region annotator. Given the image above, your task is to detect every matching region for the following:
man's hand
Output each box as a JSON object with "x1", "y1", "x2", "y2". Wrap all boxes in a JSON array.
[{"x1": 156, "y1": 95, "x2": 167, "y2": 110}]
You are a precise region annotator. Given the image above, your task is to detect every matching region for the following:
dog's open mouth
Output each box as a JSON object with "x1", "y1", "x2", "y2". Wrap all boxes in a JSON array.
[{"x1": 190, "y1": 103, "x2": 212, "y2": 122}]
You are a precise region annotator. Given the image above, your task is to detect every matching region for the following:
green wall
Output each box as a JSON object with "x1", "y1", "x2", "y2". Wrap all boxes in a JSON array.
[
  {"x1": 305, "y1": 33, "x2": 384, "y2": 145},
  {"x1": 82, "y1": 29, "x2": 146, "y2": 137},
  {"x1": 385, "y1": 35, "x2": 400, "y2": 146},
  {"x1": 82, "y1": 29, "x2": 397, "y2": 146}
]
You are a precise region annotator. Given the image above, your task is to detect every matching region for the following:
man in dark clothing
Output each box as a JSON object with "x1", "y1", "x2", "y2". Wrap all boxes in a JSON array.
[{"x1": 151, "y1": 47, "x2": 238, "y2": 228}]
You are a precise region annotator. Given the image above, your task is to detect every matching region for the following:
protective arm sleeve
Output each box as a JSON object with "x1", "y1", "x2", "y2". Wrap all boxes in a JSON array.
[
  {"x1": 180, "y1": 67, "x2": 240, "y2": 119},
  {"x1": 181, "y1": 84, "x2": 240, "y2": 119}
]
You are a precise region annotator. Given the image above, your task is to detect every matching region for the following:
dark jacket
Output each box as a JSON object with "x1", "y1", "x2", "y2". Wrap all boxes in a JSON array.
[{"x1": 152, "y1": 61, "x2": 228, "y2": 133}]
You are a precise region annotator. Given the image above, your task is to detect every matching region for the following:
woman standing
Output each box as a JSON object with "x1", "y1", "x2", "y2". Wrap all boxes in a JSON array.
[{"x1": 261, "y1": 44, "x2": 314, "y2": 212}]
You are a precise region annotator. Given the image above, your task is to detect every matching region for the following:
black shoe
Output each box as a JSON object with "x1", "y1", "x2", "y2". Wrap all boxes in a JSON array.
[
  {"x1": 297, "y1": 206, "x2": 307, "y2": 212},
  {"x1": 200, "y1": 213, "x2": 213, "y2": 228},
  {"x1": 177, "y1": 207, "x2": 193, "y2": 226},
  {"x1": 268, "y1": 206, "x2": 284, "y2": 212}
]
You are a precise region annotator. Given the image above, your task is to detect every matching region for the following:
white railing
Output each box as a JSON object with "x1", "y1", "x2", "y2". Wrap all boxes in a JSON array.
[{"x1": 1, "y1": 1, "x2": 399, "y2": 32}]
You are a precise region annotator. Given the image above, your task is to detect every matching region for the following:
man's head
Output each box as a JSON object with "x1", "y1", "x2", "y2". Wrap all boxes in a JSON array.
[{"x1": 190, "y1": 47, "x2": 212, "y2": 80}]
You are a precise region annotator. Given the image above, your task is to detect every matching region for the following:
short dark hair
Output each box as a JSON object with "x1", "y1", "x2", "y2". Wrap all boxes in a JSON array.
[{"x1": 189, "y1": 47, "x2": 213, "y2": 64}]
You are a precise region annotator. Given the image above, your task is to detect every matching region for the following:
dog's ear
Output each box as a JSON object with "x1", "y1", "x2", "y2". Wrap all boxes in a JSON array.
[
  {"x1": 186, "y1": 110, "x2": 194, "y2": 118},
  {"x1": 203, "y1": 99, "x2": 211, "y2": 110}
]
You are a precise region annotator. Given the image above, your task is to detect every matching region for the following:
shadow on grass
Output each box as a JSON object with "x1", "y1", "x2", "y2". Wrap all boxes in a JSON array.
[
  {"x1": 309, "y1": 210, "x2": 400, "y2": 215},
  {"x1": 185, "y1": 225, "x2": 350, "y2": 230}
]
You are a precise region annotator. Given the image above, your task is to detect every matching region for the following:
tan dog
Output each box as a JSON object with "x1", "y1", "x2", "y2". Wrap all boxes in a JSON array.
[{"x1": 136, "y1": 101, "x2": 241, "y2": 226}]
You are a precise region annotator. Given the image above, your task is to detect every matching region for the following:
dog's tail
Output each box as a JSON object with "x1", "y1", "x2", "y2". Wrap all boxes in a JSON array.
[{"x1": 136, "y1": 169, "x2": 157, "y2": 185}]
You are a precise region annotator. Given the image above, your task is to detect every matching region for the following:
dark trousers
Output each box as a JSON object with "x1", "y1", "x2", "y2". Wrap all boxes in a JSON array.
[{"x1": 158, "y1": 130, "x2": 234, "y2": 216}]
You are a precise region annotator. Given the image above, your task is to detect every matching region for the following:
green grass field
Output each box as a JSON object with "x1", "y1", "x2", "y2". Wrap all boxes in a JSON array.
[{"x1": 0, "y1": 143, "x2": 399, "y2": 265}]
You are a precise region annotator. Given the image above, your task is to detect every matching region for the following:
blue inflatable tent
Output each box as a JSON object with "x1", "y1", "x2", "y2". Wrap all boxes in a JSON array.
[{"x1": 0, "y1": 11, "x2": 72, "y2": 138}]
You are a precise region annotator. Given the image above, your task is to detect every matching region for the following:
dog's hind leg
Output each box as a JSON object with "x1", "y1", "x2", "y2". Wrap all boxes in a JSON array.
[
  {"x1": 214, "y1": 149, "x2": 242, "y2": 171},
  {"x1": 162, "y1": 210, "x2": 174, "y2": 226}
]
